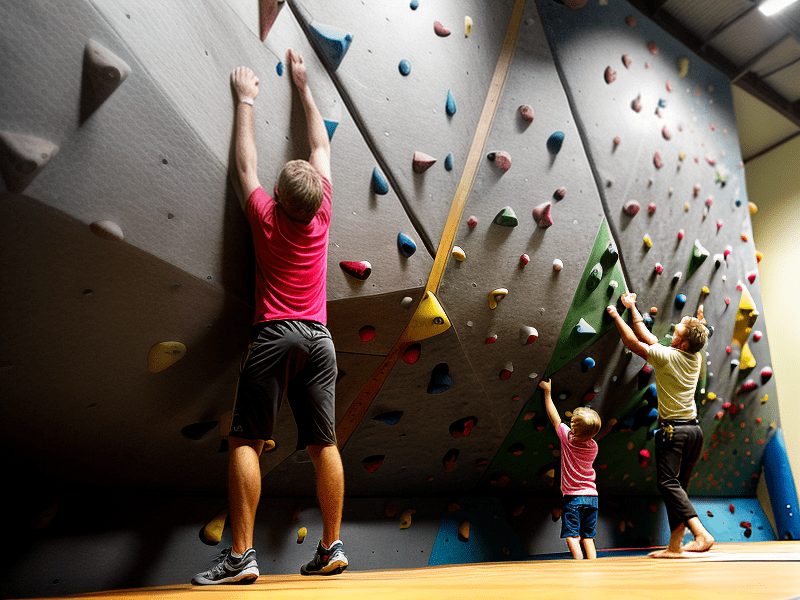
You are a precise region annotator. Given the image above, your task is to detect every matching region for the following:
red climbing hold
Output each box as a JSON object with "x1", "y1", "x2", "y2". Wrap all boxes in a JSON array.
[
  {"x1": 359, "y1": 325, "x2": 376, "y2": 342},
  {"x1": 339, "y1": 260, "x2": 372, "y2": 280},
  {"x1": 402, "y1": 343, "x2": 421, "y2": 364},
  {"x1": 467, "y1": 215, "x2": 478, "y2": 230}
]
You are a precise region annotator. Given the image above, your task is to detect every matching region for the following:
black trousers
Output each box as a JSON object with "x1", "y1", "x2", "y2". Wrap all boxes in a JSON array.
[{"x1": 655, "y1": 423, "x2": 703, "y2": 531}]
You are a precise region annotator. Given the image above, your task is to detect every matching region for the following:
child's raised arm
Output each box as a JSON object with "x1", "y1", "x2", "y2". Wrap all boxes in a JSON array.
[{"x1": 538, "y1": 378, "x2": 561, "y2": 430}]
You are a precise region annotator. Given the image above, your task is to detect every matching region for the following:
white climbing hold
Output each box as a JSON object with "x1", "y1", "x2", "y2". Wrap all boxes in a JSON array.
[
  {"x1": 553, "y1": 258, "x2": 563, "y2": 271},
  {"x1": 451, "y1": 246, "x2": 466, "y2": 262},
  {"x1": 0, "y1": 131, "x2": 59, "y2": 192},
  {"x1": 89, "y1": 220, "x2": 124, "y2": 241},
  {"x1": 520, "y1": 326, "x2": 539, "y2": 345}
]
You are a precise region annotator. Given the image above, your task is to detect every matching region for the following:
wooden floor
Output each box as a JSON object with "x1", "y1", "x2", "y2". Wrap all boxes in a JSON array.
[{"x1": 38, "y1": 542, "x2": 800, "y2": 600}]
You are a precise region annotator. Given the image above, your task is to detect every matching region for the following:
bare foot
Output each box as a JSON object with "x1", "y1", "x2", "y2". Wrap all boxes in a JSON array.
[
  {"x1": 649, "y1": 548, "x2": 689, "y2": 559},
  {"x1": 681, "y1": 535, "x2": 714, "y2": 552}
]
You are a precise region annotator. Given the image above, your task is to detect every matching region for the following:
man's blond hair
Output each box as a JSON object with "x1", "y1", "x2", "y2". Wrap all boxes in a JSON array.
[
  {"x1": 277, "y1": 159, "x2": 323, "y2": 222},
  {"x1": 683, "y1": 317, "x2": 709, "y2": 354},
  {"x1": 571, "y1": 407, "x2": 601, "y2": 441}
]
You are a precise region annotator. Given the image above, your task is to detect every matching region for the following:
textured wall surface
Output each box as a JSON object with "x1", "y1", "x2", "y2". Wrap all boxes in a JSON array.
[{"x1": 0, "y1": 0, "x2": 788, "y2": 596}]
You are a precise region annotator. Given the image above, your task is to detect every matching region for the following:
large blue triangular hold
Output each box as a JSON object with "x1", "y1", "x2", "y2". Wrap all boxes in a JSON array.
[{"x1": 308, "y1": 22, "x2": 353, "y2": 70}]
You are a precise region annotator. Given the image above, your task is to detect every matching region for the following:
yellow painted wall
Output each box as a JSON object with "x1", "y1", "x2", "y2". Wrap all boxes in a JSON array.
[{"x1": 745, "y1": 134, "x2": 800, "y2": 504}]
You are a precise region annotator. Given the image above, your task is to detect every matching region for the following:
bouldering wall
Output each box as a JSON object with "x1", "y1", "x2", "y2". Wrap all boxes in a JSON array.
[{"x1": 0, "y1": 0, "x2": 794, "y2": 596}]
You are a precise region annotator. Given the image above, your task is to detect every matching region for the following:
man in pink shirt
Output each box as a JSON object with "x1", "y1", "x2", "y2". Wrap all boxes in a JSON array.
[
  {"x1": 539, "y1": 378, "x2": 602, "y2": 559},
  {"x1": 193, "y1": 49, "x2": 346, "y2": 585}
]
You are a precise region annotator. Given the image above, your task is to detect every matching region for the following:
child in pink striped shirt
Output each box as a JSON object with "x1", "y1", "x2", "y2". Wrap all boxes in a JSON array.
[{"x1": 539, "y1": 378, "x2": 602, "y2": 559}]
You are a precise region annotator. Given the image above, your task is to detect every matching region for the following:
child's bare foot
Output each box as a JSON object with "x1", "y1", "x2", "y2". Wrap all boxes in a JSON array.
[{"x1": 681, "y1": 535, "x2": 714, "y2": 552}]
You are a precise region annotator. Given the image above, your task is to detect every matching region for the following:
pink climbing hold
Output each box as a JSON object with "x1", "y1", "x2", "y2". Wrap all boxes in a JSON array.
[
  {"x1": 726, "y1": 345, "x2": 732, "y2": 354},
  {"x1": 613, "y1": 136, "x2": 621, "y2": 148},
  {"x1": 623, "y1": 200, "x2": 641, "y2": 217},
  {"x1": 604, "y1": 66, "x2": 617, "y2": 84},
  {"x1": 519, "y1": 253, "x2": 530, "y2": 267},
  {"x1": 724, "y1": 296, "x2": 731, "y2": 306},
  {"x1": 747, "y1": 271, "x2": 757, "y2": 284},
  {"x1": 467, "y1": 215, "x2": 478, "y2": 230},
  {"x1": 412, "y1": 151, "x2": 437, "y2": 173},
  {"x1": 433, "y1": 20, "x2": 451, "y2": 37},
  {"x1": 487, "y1": 151, "x2": 512, "y2": 172},
  {"x1": 666, "y1": 80, "x2": 673, "y2": 92},
  {"x1": 647, "y1": 202, "x2": 657, "y2": 215},
  {"x1": 716, "y1": 219, "x2": 724, "y2": 232},
  {"x1": 339, "y1": 260, "x2": 372, "y2": 280},
  {"x1": 737, "y1": 379, "x2": 758, "y2": 395},
  {"x1": 753, "y1": 330, "x2": 763, "y2": 342},
  {"x1": 653, "y1": 151, "x2": 663, "y2": 169},
  {"x1": 359, "y1": 325, "x2": 376, "y2": 342},
  {"x1": 724, "y1": 245, "x2": 732, "y2": 259},
  {"x1": 654, "y1": 263, "x2": 664, "y2": 275},
  {"x1": 621, "y1": 54, "x2": 632, "y2": 69},
  {"x1": 647, "y1": 41, "x2": 659, "y2": 55},
  {"x1": 705, "y1": 197, "x2": 714, "y2": 208},
  {"x1": 532, "y1": 202, "x2": 553, "y2": 228},
  {"x1": 662, "y1": 126, "x2": 671, "y2": 140},
  {"x1": 761, "y1": 366, "x2": 773, "y2": 383},
  {"x1": 518, "y1": 104, "x2": 535, "y2": 122},
  {"x1": 631, "y1": 95, "x2": 642, "y2": 113}
]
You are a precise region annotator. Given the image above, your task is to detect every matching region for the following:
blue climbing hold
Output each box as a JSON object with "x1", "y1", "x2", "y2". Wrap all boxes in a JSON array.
[
  {"x1": 675, "y1": 293, "x2": 687, "y2": 309},
  {"x1": 276, "y1": 61, "x2": 284, "y2": 76},
  {"x1": 444, "y1": 152, "x2": 454, "y2": 171},
  {"x1": 397, "y1": 232, "x2": 417, "y2": 257},
  {"x1": 373, "y1": 410, "x2": 404, "y2": 425},
  {"x1": 323, "y1": 119, "x2": 339, "y2": 141},
  {"x1": 398, "y1": 59, "x2": 411, "y2": 76},
  {"x1": 658, "y1": 98, "x2": 667, "y2": 108},
  {"x1": 446, "y1": 89, "x2": 457, "y2": 116},
  {"x1": 547, "y1": 131, "x2": 565, "y2": 154},
  {"x1": 581, "y1": 357, "x2": 596, "y2": 372},
  {"x1": 372, "y1": 167, "x2": 389, "y2": 195},
  {"x1": 410, "y1": 0, "x2": 419, "y2": 9},
  {"x1": 643, "y1": 313, "x2": 654, "y2": 329},
  {"x1": 428, "y1": 363, "x2": 453, "y2": 394},
  {"x1": 308, "y1": 22, "x2": 353, "y2": 71}
]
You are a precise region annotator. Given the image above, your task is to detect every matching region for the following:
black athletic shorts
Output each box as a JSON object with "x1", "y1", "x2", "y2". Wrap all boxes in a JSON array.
[{"x1": 229, "y1": 320, "x2": 337, "y2": 449}]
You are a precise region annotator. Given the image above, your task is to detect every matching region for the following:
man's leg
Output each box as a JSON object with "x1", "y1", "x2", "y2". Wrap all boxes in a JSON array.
[
  {"x1": 649, "y1": 523, "x2": 686, "y2": 558},
  {"x1": 307, "y1": 443, "x2": 344, "y2": 546},
  {"x1": 678, "y1": 426, "x2": 714, "y2": 552},
  {"x1": 683, "y1": 516, "x2": 714, "y2": 551},
  {"x1": 228, "y1": 437, "x2": 265, "y2": 554}
]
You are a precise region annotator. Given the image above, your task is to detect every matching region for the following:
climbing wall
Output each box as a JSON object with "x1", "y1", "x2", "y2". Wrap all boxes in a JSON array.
[{"x1": 0, "y1": 1, "x2": 792, "y2": 594}]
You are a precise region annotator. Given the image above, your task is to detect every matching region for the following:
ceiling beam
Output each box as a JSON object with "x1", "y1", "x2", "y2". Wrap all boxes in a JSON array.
[
  {"x1": 732, "y1": 33, "x2": 793, "y2": 82},
  {"x1": 700, "y1": 5, "x2": 758, "y2": 49},
  {"x1": 628, "y1": 0, "x2": 800, "y2": 128},
  {"x1": 759, "y1": 54, "x2": 800, "y2": 79}
]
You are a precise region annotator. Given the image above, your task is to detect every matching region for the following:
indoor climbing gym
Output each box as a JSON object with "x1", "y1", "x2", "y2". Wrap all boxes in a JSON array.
[{"x1": 2, "y1": 0, "x2": 800, "y2": 598}]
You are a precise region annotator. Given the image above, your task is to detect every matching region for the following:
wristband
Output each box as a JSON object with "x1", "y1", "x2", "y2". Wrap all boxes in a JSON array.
[
  {"x1": 633, "y1": 318, "x2": 643, "y2": 324},
  {"x1": 240, "y1": 97, "x2": 255, "y2": 106}
]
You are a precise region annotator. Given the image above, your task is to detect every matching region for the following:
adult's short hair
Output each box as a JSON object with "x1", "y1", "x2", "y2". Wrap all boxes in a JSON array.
[
  {"x1": 277, "y1": 159, "x2": 323, "y2": 222},
  {"x1": 683, "y1": 317, "x2": 709, "y2": 354}
]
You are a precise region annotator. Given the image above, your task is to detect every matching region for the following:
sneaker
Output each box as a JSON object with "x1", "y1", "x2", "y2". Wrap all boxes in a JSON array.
[
  {"x1": 300, "y1": 540, "x2": 349, "y2": 575},
  {"x1": 191, "y1": 548, "x2": 259, "y2": 585}
]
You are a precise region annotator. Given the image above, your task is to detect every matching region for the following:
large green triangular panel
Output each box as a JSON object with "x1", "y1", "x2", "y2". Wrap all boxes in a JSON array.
[{"x1": 545, "y1": 218, "x2": 629, "y2": 376}]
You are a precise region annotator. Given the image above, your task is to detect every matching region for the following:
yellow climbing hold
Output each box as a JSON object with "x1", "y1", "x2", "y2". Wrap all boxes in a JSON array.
[
  {"x1": 755, "y1": 250, "x2": 763, "y2": 263},
  {"x1": 761, "y1": 394, "x2": 769, "y2": 405},
  {"x1": 732, "y1": 286, "x2": 759, "y2": 370},
  {"x1": 707, "y1": 392, "x2": 717, "y2": 400},
  {"x1": 399, "y1": 508, "x2": 416, "y2": 529},
  {"x1": 748, "y1": 201, "x2": 758, "y2": 215},
  {"x1": 403, "y1": 291, "x2": 451, "y2": 342},
  {"x1": 678, "y1": 151, "x2": 686, "y2": 161},
  {"x1": 451, "y1": 246, "x2": 466, "y2": 262},
  {"x1": 488, "y1": 288, "x2": 509, "y2": 310},
  {"x1": 458, "y1": 520, "x2": 470, "y2": 542},
  {"x1": 464, "y1": 16, "x2": 473, "y2": 37},
  {"x1": 147, "y1": 341, "x2": 186, "y2": 373},
  {"x1": 642, "y1": 234, "x2": 653, "y2": 249},
  {"x1": 263, "y1": 439, "x2": 277, "y2": 453},
  {"x1": 297, "y1": 527, "x2": 307, "y2": 544},
  {"x1": 200, "y1": 508, "x2": 228, "y2": 545},
  {"x1": 677, "y1": 56, "x2": 689, "y2": 78},
  {"x1": 701, "y1": 285, "x2": 710, "y2": 295}
]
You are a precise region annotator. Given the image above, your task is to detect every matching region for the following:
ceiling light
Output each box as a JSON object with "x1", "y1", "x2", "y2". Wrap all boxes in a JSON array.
[{"x1": 759, "y1": 0, "x2": 799, "y2": 16}]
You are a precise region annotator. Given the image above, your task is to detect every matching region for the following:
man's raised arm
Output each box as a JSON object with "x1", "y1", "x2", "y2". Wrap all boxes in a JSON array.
[
  {"x1": 231, "y1": 66, "x2": 261, "y2": 209},
  {"x1": 607, "y1": 304, "x2": 650, "y2": 360},
  {"x1": 619, "y1": 292, "x2": 659, "y2": 345},
  {"x1": 287, "y1": 49, "x2": 331, "y2": 182}
]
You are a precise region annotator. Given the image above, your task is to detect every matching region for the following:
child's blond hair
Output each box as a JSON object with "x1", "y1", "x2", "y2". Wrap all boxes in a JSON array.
[
  {"x1": 571, "y1": 407, "x2": 601, "y2": 441},
  {"x1": 277, "y1": 159, "x2": 323, "y2": 222}
]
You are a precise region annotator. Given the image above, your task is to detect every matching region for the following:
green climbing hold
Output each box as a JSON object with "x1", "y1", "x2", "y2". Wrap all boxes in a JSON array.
[
  {"x1": 687, "y1": 239, "x2": 709, "y2": 278},
  {"x1": 493, "y1": 207, "x2": 518, "y2": 227}
]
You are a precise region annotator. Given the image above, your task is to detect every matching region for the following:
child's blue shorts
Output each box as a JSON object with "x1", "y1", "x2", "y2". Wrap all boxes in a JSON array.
[{"x1": 561, "y1": 495, "x2": 598, "y2": 539}]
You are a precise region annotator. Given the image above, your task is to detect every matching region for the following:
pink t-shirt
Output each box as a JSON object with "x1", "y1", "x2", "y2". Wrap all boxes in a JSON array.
[
  {"x1": 556, "y1": 423, "x2": 598, "y2": 496},
  {"x1": 246, "y1": 176, "x2": 331, "y2": 325}
]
